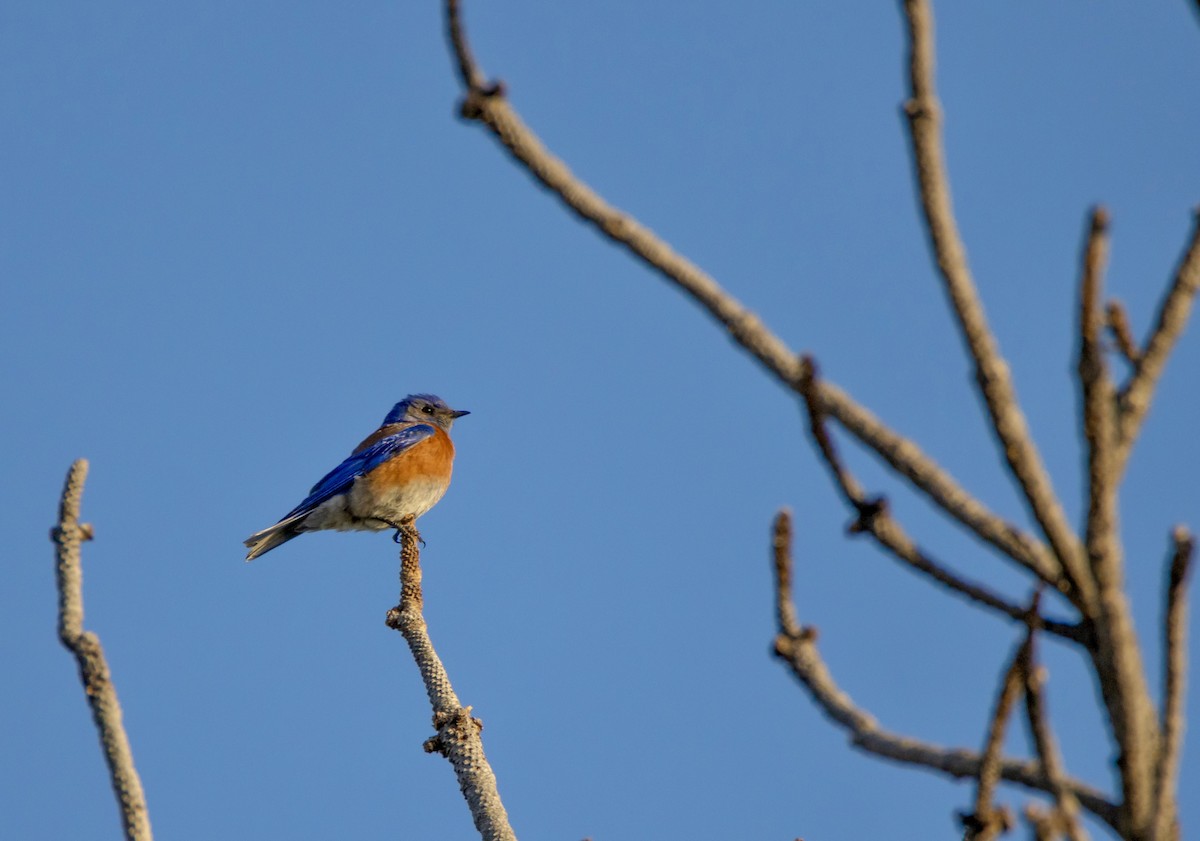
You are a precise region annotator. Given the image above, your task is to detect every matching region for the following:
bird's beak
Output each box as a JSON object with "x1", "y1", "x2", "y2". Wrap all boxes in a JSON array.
[{"x1": 451, "y1": 409, "x2": 471, "y2": 419}]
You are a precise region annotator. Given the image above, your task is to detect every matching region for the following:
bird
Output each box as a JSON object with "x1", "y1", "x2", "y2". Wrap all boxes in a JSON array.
[{"x1": 243, "y1": 394, "x2": 469, "y2": 561}]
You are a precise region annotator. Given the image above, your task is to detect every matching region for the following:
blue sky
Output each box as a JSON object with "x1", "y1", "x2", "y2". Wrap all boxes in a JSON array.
[{"x1": 4, "y1": 2, "x2": 1199, "y2": 839}]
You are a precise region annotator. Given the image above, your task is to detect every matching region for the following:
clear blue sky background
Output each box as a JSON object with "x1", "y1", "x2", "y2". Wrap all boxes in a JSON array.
[{"x1": 4, "y1": 3, "x2": 1199, "y2": 839}]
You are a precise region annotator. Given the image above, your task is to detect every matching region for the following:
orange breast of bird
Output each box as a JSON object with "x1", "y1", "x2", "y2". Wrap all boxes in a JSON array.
[{"x1": 358, "y1": 424, "x2": 456, "y2": 502}]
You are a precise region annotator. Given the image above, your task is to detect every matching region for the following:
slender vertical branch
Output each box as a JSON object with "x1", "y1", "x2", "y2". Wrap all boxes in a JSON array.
[
  {"x1": 961, "y1": 637, "x2": 1025, "y2": 841},
  {"x1": 772, "y1": 511, "x2": 802, "y2": 638},
  {"x1": 385, "y1": 518, "x2": 517, "y2": 841},
  {"x1": 52, "y1": 460, "x2": 153, "y2": 841},
  {"x1": 1116, "y1": 210, "x2": 1200, "y2": 475},
  {"x1": 1078, "y1": 208, "x2": 1118, "y2": 595},
  {"x1": 1023, "y1": 627, "x2": 1089, "y2": 841},
  {"x1": 1075, "y1": 208, "x2": 1159, "y2": 837},
  {"x1": 1152, "y1": 527, "x2": 1194, "y2": 841},
  {"x1": 899, "y1": 0, "x2": 1091, "y2": 612}
]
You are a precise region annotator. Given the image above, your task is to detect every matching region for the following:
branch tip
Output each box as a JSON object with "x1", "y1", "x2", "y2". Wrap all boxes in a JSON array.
[
  {"x1": 1106, "y1": 300, "x2": 1141, "y2": 365},
  {"x1": 1116, "y1": 209, "x2": 1200, "y2": 472},
  {"x1": 1154, "y1": 524, "x2": 1195, "y2": 839}
]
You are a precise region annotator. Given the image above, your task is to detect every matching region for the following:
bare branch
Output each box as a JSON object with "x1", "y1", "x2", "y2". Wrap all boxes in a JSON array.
[
  {"x1": 52, "y1": 460, "x2": 153, "y2": 841},
  {"x1": 1105, "y1": 300, "x2": 1141, "y2": 367},
  {"x1": 960, "y1": 635, "x2": 1026, "y2": 841},
  {"x1": 768, "y1": 517, "x2": 1118, "y2": 830},
  {"x1": 385, "y1": 517, "x2": 517, "y2": 841},
  {"x1": 442, "y1": 0, "x2": 1066, "y2": 600},
  {"x1": 799, "y1": 361, "x2": 1082, "y2": 642},
  {"x1": 1023, "y1": 628, "x2": 1089, "y2": 841},
  {"x1": 899, "y1": 0, "x2": 1091, "y2": 611},
  {"x1": 445, "y1": 1, "x2": 803, "y2": 388},
  {"x1": 1116, "y1": 209, "x2": 1200, "y2": 474},
  {"x1": 444, "y1": 5, "x2": 1176, "y2": 836},
  {"x1": 1152, "y1": 527, "x2": 1194, "y2": 841}
]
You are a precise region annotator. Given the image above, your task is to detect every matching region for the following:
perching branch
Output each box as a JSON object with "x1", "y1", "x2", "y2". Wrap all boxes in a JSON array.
[
  {"x1": 52, "y1": 459, "x2": 153, "y2": 841},
  {"x1": 899, "y1": 0, "x2": 1091, "y2": 613},
  {"x1": 384, "y1": 518, "x2": 517, "y2": 841},
  {"x1": 769, "y1": 511, "x2": 1118, "y2": 831}
]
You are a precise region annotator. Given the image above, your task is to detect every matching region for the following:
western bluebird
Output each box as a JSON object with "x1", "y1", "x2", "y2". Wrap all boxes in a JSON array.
[{"x1": 244, "y1": 394, "x2": 469, "y2": 560}]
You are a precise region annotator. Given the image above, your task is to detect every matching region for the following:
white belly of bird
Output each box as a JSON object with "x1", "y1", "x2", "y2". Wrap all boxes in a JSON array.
[{"x1": 299, "y1": 475, "x2": 449, "y2": 532}]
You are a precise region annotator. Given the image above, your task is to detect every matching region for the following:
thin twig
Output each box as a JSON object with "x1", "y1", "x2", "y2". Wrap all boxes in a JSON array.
[
  {"x1": 799, "y1": 360, "x2": 1082, "y2": 642},
  {"x1": 816, "y1": 379, "x2": 1065, "y2": 591},
  {"x1": 960, "y1": 635, "x2": 1026, "y2": 841},
  {"x1": 1078, "y1": 209, "x2": 1117, "y2": 591},
  {"x1": 385, "y1": 517, "x2": 517, "y2": 841},
  {"x1": 52, "y1": 459, "x2": 153, "y2": 841},
  {"x1": 1116, "y1": 209, "x2": 1200, "y2": 475},
  {"x1": 1152, "y1": 527, "x2": 1194, "y2": 841},
  {"x1": 447, "y1": 0, "x2": 804, "y2": 386},
  {"x1": 440, "y1": 0, "x2": 1064, "y2": 596},
  {"x1": 1075, "y1": 208, "x2": 1159, "y2": 837},
  {"x1": 768, "y1": 513, "x2": 1118, "y2": 831},
  {"x1": 1024, "y1": 804, "x2": 1074, "y2": 841},
  {"x1": 1105, "y1": 300, "x2": 1141, "y2": 366},
  {"x1": 899, "y1": 0, "x2": 1091, "y2": 612},
  {"x1": 1022, "y1": 611, "x2": 1089, "y2": 841},
  {"x1": 1077, "y1": 210, "x2": 1119, "y2": 599},
  {"x1": 446, "y1": 0, "x2": 488, "y2": 91},
  {"x1": 772, "y1": 511, "x2": 802, "y2": 638}
]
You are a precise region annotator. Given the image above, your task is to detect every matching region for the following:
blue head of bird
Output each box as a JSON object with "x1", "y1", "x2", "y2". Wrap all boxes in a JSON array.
[{"x1": 383, "y1": 394, "x2": 470, "y2": 430}]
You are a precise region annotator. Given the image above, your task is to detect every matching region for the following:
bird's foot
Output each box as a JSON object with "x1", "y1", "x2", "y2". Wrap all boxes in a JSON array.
[{"x1": 379, "y1": 518, "x2": 424, "y2": 547}]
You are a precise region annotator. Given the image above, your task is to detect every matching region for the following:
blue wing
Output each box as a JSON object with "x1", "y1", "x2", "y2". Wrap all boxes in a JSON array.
[{"x1": 281, "y1": 424, "x2": 436, "y2": 521}]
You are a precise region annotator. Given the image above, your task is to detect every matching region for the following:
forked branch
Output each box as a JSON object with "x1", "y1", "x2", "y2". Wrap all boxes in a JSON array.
[
  {"x1": 1115, "y1": 211, "x2": 1200, "y2": 475},
  {"x1": 769, "y1": 511, "x2": 1117, "y2": 831},
  {"x1": 799, "y1": 359, "x2": 1082, "y2": 643},
  {"x1": 899, "y1": 0, "x2": 1091, "y2": 613}
]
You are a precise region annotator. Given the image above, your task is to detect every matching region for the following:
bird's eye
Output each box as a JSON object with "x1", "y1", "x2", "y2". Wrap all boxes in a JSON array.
[{"x1": 421, "y1": 404, "x2": 435, "y2": 414}]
